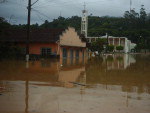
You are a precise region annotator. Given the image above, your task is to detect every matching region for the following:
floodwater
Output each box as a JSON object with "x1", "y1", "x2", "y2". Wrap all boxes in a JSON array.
[{"x1": 0, "y1": 54, "x2": 150, "y2": 113}]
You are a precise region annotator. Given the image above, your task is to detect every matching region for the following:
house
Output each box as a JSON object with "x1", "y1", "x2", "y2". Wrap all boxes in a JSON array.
[{"x1": 0, "y1": 27, "x2": 87, "y2": 59}]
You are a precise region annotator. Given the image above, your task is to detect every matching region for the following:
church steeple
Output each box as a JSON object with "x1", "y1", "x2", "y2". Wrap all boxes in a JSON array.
[{"x1": 81, "y1": 2, "x2": 88, "y2": 38}]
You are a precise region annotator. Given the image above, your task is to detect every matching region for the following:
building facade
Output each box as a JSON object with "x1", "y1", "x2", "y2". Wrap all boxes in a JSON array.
[
  {"x1": 81, "y1": 7, "x2": 88, "y2": 38},
  {"x1": 86, "y1": 35, "x2": 136, "y2": 53},
  {"x1": 59, "y1": 27, "x2": 86, "y2": 59},
  {"x1": 0, "y1": 27, "x2": 87, "y2": 59}
]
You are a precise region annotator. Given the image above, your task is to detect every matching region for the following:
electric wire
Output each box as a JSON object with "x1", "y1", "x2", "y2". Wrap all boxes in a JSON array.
[{"x1": 32, "y1": 8, "x2": 53, "y2": 20}]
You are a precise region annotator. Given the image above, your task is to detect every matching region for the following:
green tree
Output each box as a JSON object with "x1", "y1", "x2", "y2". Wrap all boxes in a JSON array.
[
  {"x1": 116, "y1": 46, "x2": 124, "y2": 52},
  {"x1": 90, "y1": 41, "x2": 98, "y2": 52},
  {"x1": 124, "y1": 11, "x2": 130, "y2": 19},
  {"x1": 0, "y1": 17, "x2": 10, "y2": 31},
  {"x1": 90, "y1": 38, "x2": 107, "y2": 54},
  {"x1": 124, "y1": 9, "x2": 139, "y2": 29},
  {"x1": 140, "y1": 5, "x2": 147, "y2": 27},
  {"x1": 107, "y1": 45, "x2": 114, "y2": 52}
]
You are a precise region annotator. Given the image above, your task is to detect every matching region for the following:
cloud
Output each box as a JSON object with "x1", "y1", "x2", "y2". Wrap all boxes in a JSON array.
[{"x1": 0, "y1": 0, "x2": 150, "y2": 24}]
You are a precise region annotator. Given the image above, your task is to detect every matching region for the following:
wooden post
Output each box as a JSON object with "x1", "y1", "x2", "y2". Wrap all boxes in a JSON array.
[{"x1": 26, "y1": 0, "x2": 31, "y2": 62}]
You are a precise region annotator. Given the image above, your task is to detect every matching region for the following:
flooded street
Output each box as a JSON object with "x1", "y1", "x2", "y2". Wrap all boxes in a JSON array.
[{"x1": 0, "y1": 54, "x2": 150, "y2": 113}]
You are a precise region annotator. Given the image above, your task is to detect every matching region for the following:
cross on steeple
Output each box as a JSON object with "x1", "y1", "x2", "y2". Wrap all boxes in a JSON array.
[
  {"x1": 130, "y1": 0, "x2": 132, "y2": 12},
  {"x1": 83, "y1": 2, "x2": 86, "y2": 10}
]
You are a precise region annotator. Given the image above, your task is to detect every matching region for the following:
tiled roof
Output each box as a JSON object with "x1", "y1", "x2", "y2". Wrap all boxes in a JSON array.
[{"x1": 0, "y1": 29, "x2": 65, "y2": 43}]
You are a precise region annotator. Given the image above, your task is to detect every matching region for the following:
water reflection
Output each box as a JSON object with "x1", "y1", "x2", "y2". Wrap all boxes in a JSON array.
[
  {"x1": 0, "y1": 54, "x2": 150, "y2": 113},
  {"x1": 59, "y1": 58, "x2": 86, "y2": 88},
  {"x1": 86, "y1": 54, "x2": 150, "y2": 94},
  {"x1": 104, "y1": 54, "x2": 136, "y2": 70},
  {"x1": 0, "y1": 59, "x2": 86, "y2": 85}
]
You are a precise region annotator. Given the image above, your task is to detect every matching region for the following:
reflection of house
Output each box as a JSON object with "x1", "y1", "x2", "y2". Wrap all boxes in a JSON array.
[
  {"x1": 59, "y1": 67, "x2": 85, "y2": 88},
  {"x1": 86, "y1": 55, "x2": 150, "y2": 94},
  {"x1": 0, "y1": 58, "x2": 87, "y2": 113},
  {"x1": 59, "y1": 58, "x2": 86, "y2": 88},
  {"x1": 0, "y1": 58, "x2": 86, "y2": 88},
  {"x1": 0, "y1": 27, "x2": 86, "y2": 58},
  {"x1": 104, "y1": 54, "x2": 136, "y2": 70},
  {"x1": 0, "y1": 60, "x2": 59, "y2": 82}
]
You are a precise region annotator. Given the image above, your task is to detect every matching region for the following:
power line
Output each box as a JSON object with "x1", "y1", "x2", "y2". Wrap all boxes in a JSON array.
[
  {"x1": 33, "y1": 0, "x2": 58, "y2": 8},
  {"x1": 32, "y1": 8, "x2": 53, "y2": 20},
  {"x1": 33, "y1": 0, "x2": 107, "y2": 14},
  {"x1": 33, "y1": 1, "x2": 83, "y2": 17},
  {"x1": 34, "y1": 0, "x2": 84, "y2": 9},
  {"x1": 2, "y1": 0, "x2": 27, "y2": 7},
  {"x1": 31, "y1": 0, "x2": 39, "y2": 6},
  {"x1": 34, "y1": 12, "x2": 46, "y2": 22},
  {"x1": 33, "y1": 0, "x2": 114, "y2": 20}
]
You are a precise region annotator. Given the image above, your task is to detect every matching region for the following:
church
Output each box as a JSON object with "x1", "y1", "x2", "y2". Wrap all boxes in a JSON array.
[{"x1": 80, "y1": 7, "x2": 136, "y2": 53}]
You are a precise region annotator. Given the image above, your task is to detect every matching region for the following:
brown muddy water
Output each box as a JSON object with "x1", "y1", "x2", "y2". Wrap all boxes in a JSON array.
[{"x1": 0, "y1": 54, "x2": 150, "y2": 113}]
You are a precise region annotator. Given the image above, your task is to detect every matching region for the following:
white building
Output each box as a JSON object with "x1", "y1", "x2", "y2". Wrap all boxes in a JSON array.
[
  {"x1": 81, "y1": 5, "x2": 88, "y2": 38},
  {"x1": 81, "y1": 7, "x2": 136, "y2": 53}
]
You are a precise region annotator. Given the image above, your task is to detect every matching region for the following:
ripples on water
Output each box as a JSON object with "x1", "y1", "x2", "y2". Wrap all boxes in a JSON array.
[{"x1": 0, "y1": 54, "x2": 150, "y2": 113}]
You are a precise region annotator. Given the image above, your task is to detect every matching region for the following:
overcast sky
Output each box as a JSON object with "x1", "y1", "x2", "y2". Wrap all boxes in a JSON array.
[{"x1": 0, "y1": 0, "x2": 150, "y2": 25}]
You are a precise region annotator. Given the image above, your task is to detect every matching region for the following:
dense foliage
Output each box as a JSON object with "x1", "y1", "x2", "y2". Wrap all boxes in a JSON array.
[
  {"x1": 116, "y1": 46, "x2": 124, "y2": 52},
  {"x1": 0, "y1": 42, "x2": 23, "y2": 59},
  {"x1": 90, "y1": 38, "x2": 107, "y2": 54},
  {"x1": 107, "y1": 45, "x2": 115, "y2": 52},
  {"x1": 0, "y1": 5, "x2": 150, "y2": 51}
]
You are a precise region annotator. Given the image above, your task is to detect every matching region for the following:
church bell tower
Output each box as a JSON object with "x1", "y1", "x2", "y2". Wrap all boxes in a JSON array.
[{"x1": 81, "y1": 3, "x2": 88, "y2": 38}]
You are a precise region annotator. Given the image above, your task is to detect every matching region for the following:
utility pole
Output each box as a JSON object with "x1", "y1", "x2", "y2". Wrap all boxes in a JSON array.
[
  {"x1": 26, "y1": 0, "x2": 39, "y2": 62},
  {"x1": 26, "y1": 0, "x2": 31, "y2": 62}
]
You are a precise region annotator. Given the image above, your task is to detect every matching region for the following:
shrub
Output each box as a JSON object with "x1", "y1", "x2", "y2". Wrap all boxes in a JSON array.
[
  {"x1": 107, "y1": 45, "x2": 114, "y2": 52},
  {"x1": 116, "y1": 45, "x2": 124, "y2": 51}
]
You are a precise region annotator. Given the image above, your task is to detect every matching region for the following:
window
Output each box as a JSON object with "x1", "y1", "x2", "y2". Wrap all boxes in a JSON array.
[
  {"x1": 121, "y1": 40, "x2": 124, "y2": 46},
  {"x1": 83, "y1": 25, "x2": 85, "y2": 30},
  {"x1": 62, "y1": 48, "x2": 67, "y2": 58},
  {"x1": 76, "y1": 50, "x2": 79, "y2": 58},
  {"x1": 41, "y1": 48, "x2": 51, "y2": 56},
  {"x1": 82, "y1": 25, "x2": 84, "y2": 30},
  {"x1": 70, "y1": 49, "x2": 74, "y2": 58},
  {"x1": 82, "y1": 31, "x2": 85, "y2": 34},
  {"x1": 82, "y1": 50, "x2": 84, "y2": 58}
]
